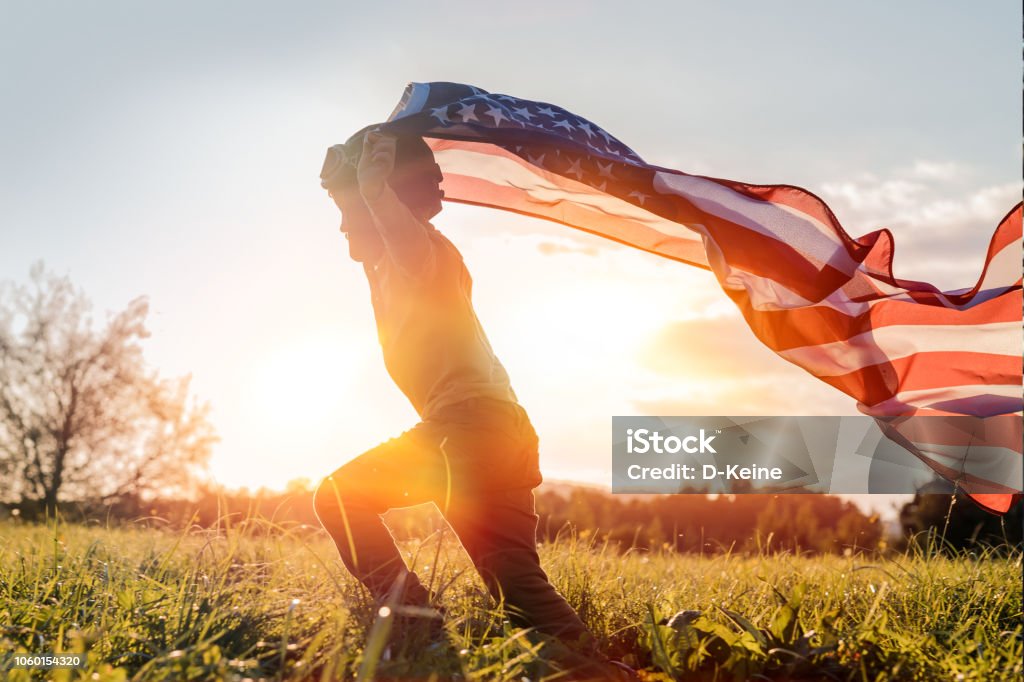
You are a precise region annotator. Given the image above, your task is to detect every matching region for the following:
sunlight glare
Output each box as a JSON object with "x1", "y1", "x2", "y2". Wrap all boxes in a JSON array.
[{"x1": 249, "y1": 335, "x2": 362, "y2": 431}]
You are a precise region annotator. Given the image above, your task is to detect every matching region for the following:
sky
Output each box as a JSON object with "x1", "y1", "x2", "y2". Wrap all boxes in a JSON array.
[{"x1": 2, "y1": 1, "x2": 1020, "y2": 518}]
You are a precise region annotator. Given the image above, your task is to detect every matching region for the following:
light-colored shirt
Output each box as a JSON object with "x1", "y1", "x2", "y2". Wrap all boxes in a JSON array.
[{"x1": 363, "y1": 227, "x2": 519, "y2": 419}]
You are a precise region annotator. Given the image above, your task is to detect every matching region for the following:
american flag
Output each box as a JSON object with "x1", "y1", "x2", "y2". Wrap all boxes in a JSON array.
[{"x1": 380, "y1": 82, "x2": 1023, "y2": 514}]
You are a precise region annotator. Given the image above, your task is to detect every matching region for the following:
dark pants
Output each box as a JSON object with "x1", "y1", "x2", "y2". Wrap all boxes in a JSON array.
[{"x1": 313, "y1": 397, "x2": 590, "y2": 643}]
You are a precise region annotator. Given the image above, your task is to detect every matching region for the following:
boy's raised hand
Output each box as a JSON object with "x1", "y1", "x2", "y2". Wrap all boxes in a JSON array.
[{"x1": 357, "y1": 129, "x2": 397, "y2": 202}]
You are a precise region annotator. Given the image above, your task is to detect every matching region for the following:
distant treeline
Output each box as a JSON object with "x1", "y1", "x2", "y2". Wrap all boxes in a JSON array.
[
  {"x1": 534, "y1": 486, "x2": 881, "y2": 553},
  {"x1": 3, "y1": 481, "x2": 1019, "y2": 555}
]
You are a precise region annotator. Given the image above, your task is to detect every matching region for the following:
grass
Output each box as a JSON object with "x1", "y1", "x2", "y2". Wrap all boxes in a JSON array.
[{"x1": 0, "y1": 514, "x2": 1020, "y2": 681}]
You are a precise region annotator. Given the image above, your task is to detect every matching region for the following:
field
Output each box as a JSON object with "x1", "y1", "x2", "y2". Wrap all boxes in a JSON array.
[{"x1": 0, "y1": 517, "x2": 1020, "y2": 681}]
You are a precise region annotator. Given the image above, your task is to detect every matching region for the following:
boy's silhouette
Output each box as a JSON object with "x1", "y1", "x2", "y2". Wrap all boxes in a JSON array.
[{"x1": 313, "y1": 127, "x2": 632, "y2": 678}]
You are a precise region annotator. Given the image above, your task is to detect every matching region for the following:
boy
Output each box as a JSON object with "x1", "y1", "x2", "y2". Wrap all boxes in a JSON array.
[{"x1": 314, "y1": 128, "x2": 631, "y2": 678}]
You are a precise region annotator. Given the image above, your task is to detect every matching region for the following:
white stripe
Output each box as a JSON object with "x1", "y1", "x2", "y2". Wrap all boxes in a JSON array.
[
  {"x1": 862, "y1": 236, "x2": 1022, "y2": 308},
  {"x1": 710, "y1": 260, "x2": 944, "y2": 316},
  {"x1": 866, "y1": 384, "x2": 1023, "y2": 414},
  {"x1": 700, "y1": 231, "x2": 871, "y2": 316},
  {"x1": 656, "y1": 170, "x2": 1020, "y2": 311},
  {"x1": 714, "y1": 255, "x2": 1021, "y2": 318},
  {"x1": 710, "y1": 260, "x2": 868, "y2": 314},
  {"x1": 653, "y1": 171, "x2": 859, "y2": 275},
  {"x1": 977, "y1": 236, "x2": 1024, "y2": 293},
  {"x1": 435, "y1": 147, "x2": 707, "y2": 244},
  {"x1": 438, "y1": 143, "x2": 1021, "y2": 417},
  {"x1": 778, "y1": 321, "x2": 1021, "y2": 377},
  {"x1": 443, "y1": 145, "x2": 1018, "y2": 318},
  {"x1": 908, "y1": 443, "x2": 1023, "y2": 490},
  {"x1": 713, "y1": 243, "x2": 1013, "y2": 314}
]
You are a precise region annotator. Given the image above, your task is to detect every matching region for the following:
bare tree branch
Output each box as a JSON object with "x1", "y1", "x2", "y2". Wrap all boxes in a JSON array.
[{"x1": 0, "y1": 262, "x2": 217, "y2": 510}]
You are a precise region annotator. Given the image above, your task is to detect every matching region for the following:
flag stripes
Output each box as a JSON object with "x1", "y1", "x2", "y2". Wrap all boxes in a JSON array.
[{"x1": 380, "y1": 81, "x2": 1023, "y2": 513}]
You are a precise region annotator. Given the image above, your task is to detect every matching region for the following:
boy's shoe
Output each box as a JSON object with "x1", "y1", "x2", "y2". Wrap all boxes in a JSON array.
[
  {"x1": 605, "y1": 659, "x2": 641, "y2": 681},
  {"x1": 386, "y1": 603, "x2": 447, "y2": 649},
  {"x1": 660, "y1": 609, "x2": 702, "y2": 629},
  {"x1": 557, "y1": 657, "x2": 640, "y2": 681},
  {"x1": 536, "y1": 638, "x2": 639, "y2": 681}
]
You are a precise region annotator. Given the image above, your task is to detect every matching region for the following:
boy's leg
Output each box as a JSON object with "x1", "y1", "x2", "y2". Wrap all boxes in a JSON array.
[
  {"x1": 444, "y1": 487, "x2": 592, "y2": 644},
  {"x1": 313, "y1": 425, "x2": 449, "y2": 606}
]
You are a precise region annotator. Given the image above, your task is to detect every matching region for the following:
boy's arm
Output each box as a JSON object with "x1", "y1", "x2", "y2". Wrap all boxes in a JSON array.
[
  {"x1": 363, "y1": 185, "x2": 436, "y2": 277},
  {"x1": 358, "y1": 130, "x2": 435, "y2": 277}
]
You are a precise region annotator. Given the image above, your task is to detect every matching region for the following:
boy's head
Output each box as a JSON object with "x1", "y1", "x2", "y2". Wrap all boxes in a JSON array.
[{"x1": 320, "y1": 128, "x2": 444, "y2": 262}]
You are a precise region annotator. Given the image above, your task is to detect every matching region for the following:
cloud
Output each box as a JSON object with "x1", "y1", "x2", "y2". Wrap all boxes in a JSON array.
[
  {"x1": 908, "y1": 160, "x2": 963, "y2": 182},
  {"x1": 821, "y1": 178, "x2": 929, "y2": 215},
  {"x1": 820, "y1": 163, "x2": 1017, "y2": 237},
  {"x1": 818, "y1": 164, "x2": 1021, "y2": 290}
]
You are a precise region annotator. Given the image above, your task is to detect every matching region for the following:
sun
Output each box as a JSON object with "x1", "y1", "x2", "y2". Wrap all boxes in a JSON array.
[{"x1": 249, "y1": 335, "x2": 362, "y2": 431}]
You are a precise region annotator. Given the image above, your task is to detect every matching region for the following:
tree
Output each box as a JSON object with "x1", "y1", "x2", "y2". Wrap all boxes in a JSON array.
[
  {"x1": 0, "y1": 263, "x2": 216, "y2": 514},
  {"x1": 899, "y1": 481, "x2": 1023, "y2": 551}
]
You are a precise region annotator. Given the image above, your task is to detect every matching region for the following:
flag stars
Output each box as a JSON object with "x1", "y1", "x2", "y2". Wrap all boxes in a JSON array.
[
  {"x1": 565, "y1": 157, "x2": 584, "y2": 180},
  {"x1": 512, "y1": 106, "x2": 535, "y2": 121},
  {"x1": 458, "y1": 103, "x2": 479, "y2": 122},
  {"x1": 552, "y1": 118, "x2": 575, "y2": 132},
  {"x1": 628, "y1": 190, "x2": 650, "y2": 206},
  {"x1": 526, "y1": 153, "x2": 546, "y2": 167},
  {"x1": 485, "y1": 105, "x2": 508, "y2": 126},
  {"x1": 596, "y1": 161, "x2": 615, "y2": 179},
  {"x1": 537, "y1": 105, "x2": 558, "y2": 117},
  {"x1": 430, "y1": 106, "x2": 451, "y2": 126},
  {"x1": 577, "y1": 121, "x2": 595, "y2": 138}
]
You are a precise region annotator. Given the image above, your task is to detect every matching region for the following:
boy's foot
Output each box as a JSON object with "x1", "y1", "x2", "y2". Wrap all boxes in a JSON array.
[
  {"x1": 558, "y1": 657, "x2": 640, "y2": 681},
  {"x1": 661, "y1": 609, "x2": 702, "y2": 629},
  {"x1": 605, "y1": 659, "x2": 641, "y2": 681},
  {"x1": 536, "y1": 639, "x2": 639, "y2": 681},
  {"x1": 387, "y1": 604, "x2": 446, "y2": 646}
]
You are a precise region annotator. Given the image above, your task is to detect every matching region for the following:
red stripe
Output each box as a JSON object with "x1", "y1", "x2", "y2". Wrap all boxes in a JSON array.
[
  {"x1": 440, "y1": 172, "x2": 709, "y2": 266},
  {"x1": 809, "y1": 352, "x2": 1022, "y2": 407},
  {"x1": 694, "y1": 178, "x2": 941, "y2": 300},
  {"x1": 728, "y1": 288, "x2": 1023, "y2": 352},
  {"x1": 435, "y1": 139, "x2": 857, "y2": 299},
  {"x1": 883, "y1": 414, "x2": 1023, "y2": 453},
  {"x1": 907, "y1": 456, "x2": 1021, "y2": 497},
  {"x1": 435, "y1": 139, "x2": 1022, "y2": 310},
  {"x1": 700, "y1": 213, "x2": 855, "y2": 300},
  {"x1": 967, "y1": 493, "x2": 1017, "y2": 514},
  {"x1": 939, "y1": 204, "x2": 1022, "y2": 304},
  {"x1": 987, "y1": 205, "x2": 1022, "y2": 255},
  {"x1": 703, "y1": 177, "x2": 1023, "y2": 302},
  {"x1": 429, "y1": 134, "x2": 1023, "y2": 514}
]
